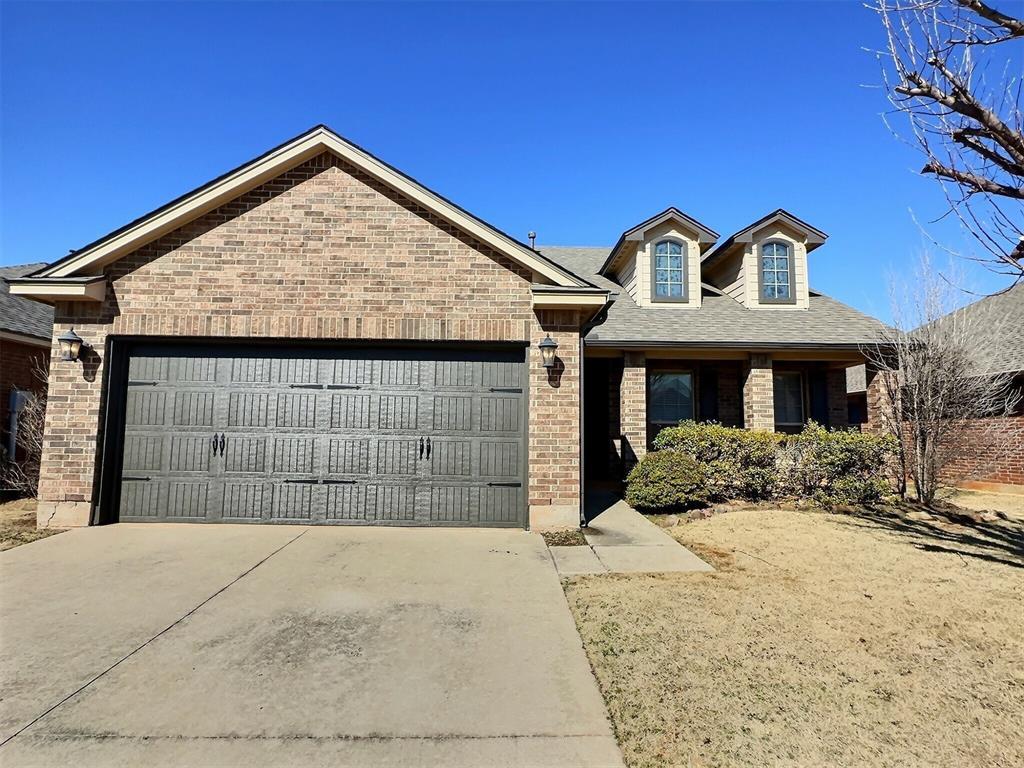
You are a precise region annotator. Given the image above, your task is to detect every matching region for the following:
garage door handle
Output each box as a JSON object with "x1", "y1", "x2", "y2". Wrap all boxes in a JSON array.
[
  {"x1": 211, "y1": 434, "x2": 219, "y2": 455},
  {"x1": 419, "y1": 437, "x2": 425, "y2": 459},
  {"x1": 426, "y1": 437, "x2": 431, "y2": 459}
]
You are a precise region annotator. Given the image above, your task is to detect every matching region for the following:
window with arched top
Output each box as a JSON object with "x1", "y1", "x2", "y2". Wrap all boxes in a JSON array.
[
  {"x1": 652, "y1": 239, "x2": 687, "y2": 301},
  {"x1": 760, "y1": 241, "x2": 794, "y2": 302}
]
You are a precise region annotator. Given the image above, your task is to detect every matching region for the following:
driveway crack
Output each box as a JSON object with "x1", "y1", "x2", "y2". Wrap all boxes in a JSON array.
[{"x1": 0, "y1": 529, "x2": 308, "y2": 749}]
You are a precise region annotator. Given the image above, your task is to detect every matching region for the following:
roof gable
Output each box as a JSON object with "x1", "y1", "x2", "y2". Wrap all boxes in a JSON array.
[
  {"x1": 600, "y1": 207, "x2": 718, "y2": 275},
  {"x1": 26, "y1": 125, "x2": 588, "y2": 289},
  {"x1": 702, "y1": 209, "x2": 828, "y2": 268}
]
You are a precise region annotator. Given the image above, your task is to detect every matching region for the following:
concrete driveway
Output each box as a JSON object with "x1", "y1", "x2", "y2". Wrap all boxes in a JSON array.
[{"x1": 0, "y1": 525, "x2": 622, "y2": 767}]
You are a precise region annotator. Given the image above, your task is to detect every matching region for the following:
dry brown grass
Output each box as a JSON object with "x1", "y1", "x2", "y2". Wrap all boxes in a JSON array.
[
  {"x1": 564, "y1": 507, "x2": 1024, "y2": 768},
  {"x1": 541, "y1": 528, "x2": 588, "y2": 547},
  {"x1": 0, "y1": 498, "x2": 64, "y2": 551}
]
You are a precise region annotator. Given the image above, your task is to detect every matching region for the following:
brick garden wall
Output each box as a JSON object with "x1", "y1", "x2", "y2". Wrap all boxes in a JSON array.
[
  {"x1": 942, "y1": 416, "x2": 1024, "y2": 487},
  {"x1": 39, "y1": 152, "x2": 583, "y2": 525}
]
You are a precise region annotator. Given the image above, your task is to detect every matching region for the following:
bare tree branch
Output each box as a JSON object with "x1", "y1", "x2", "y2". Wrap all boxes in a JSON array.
[
  {"x1": 873, "y1": 0, "x2": 1024, "y2": 279},
  {"x1": 921, "y1": 159, "x2": 1024, "y2": 197},
  {"x1": 956, "y1": 0, "x2": 1024, "y2": 38}
]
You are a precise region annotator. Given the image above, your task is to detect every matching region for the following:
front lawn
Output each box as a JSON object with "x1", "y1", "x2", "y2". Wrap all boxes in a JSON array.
[{"x1": 564, "y1": 507, "x2": 1024, "y2": 768}]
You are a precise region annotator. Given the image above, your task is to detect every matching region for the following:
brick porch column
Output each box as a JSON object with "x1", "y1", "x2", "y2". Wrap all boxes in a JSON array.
[
  {"x1": 620, "y1": 352, "x2": 647, "y2": 471},
  {"x1": 827, "y1": 368, "x2": 849, "y2": 429},
  {"x1": 864, "y1": 364, "x2": 897, "y2": 434},
  {"x1": 743, "y1": 353, "x2": 775, "y2": 431}
]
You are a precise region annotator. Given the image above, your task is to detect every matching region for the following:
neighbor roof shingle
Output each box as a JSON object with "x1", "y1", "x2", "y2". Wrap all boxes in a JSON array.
[
  {"x1": 0, "y1": 263, "x2": 54, "y2": 341},
  {"x1": 933, "y1": 282, "x2": 1024, "y2": 376},
  {"x1": 540, "y1": 246, "x2": 886, "y2": 347}
]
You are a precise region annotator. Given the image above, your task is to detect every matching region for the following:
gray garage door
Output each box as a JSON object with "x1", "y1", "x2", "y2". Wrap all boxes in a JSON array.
[{"x1": 117, "y1": 345, "x2": 527, "y2": 527}]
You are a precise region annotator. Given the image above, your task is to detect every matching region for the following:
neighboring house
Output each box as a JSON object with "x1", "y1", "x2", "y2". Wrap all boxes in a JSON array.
[
  {"x1": 847, "y1": 283, "x2": 1024, "y2": 490},
  {"x1": 9, "y1": 126, "x2": 885, "y2": 530},
  {"x1": 0, "y1": 263, "x2": 53, "y2": 478}
]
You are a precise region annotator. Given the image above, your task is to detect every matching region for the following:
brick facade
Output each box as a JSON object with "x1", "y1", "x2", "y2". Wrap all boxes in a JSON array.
[
  {"x1": 864, "y1": 365, "x2": 896, "y2": 435},
  {"x1": 37, "y1": 152, "x2": 583, "y2": 527},
  {"x1": 743, "y1": 353, "x2": 775, "y2": 431},
  {"x1": 620, "y1": 352, "x2": 647, "y2": 471},
  {"x1": 0, "y1": 338, "x2": 50, "y2": 464}
]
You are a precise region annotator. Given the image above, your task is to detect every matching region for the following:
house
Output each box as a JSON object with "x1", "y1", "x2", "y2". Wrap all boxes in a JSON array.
[
  {"x1": 847, "y1": 283, "x2": 1024, "y2": 490},
  {"x1": 0, "y1": 263, "x2": 53, "y2": 479},
  {"x1": 9, "y1": 125, "x2": 885, "y2": 530}
]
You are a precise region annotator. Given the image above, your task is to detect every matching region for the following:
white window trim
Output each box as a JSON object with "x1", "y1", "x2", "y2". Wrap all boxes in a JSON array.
[{"x1": 758, "y1": 239, "x2": 797, "y2": 305}]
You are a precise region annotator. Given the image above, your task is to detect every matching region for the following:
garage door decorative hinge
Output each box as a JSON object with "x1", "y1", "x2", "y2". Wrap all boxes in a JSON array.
[
  {"x1": 487, "y1": 481, "x2": 522, "y2": 487},
  {"x1": 488, "y1": 387, "x2": 522, "y2": 393}
]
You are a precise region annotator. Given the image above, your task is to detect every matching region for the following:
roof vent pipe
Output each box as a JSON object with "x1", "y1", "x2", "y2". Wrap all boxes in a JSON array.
[{"x1": 528, "y1": 231, "x2": 536, "y2": 248}]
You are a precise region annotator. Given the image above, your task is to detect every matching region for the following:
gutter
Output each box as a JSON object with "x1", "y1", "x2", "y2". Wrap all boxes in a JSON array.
[{"x1": 583, "y1": 339, "x2": 879, "y2": 351}]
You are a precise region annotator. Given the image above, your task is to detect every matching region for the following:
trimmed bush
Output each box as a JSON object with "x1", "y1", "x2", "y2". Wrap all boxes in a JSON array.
[
  {"x1": 778, "y1": 422, "x2": 897, "y2": 506},
  {"x1": 625, "y1": 450, "x2": 709, "y2": 512},
  {"x1": 653, "y1": 420, "x2": 782, "y2": 500}
]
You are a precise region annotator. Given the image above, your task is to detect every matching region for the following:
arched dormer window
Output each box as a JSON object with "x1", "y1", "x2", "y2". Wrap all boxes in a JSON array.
[
  {"x1": 760, "y1": 241, "x2": 795, "y2": 303},
  {"x1": 652, "y1": 239, "x2": 686, "y2": 302}
]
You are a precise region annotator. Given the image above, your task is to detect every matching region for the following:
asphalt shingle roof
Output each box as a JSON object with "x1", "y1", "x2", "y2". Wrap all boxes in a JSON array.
[
  {"x1": 0, "y1": 263, "x2": 54, "y2": 341},
  {"x1": 934, "y1": 282, "x2": 1024, "y2": 376},
  {"x1": 540, "y1": 246, "x2": 886, "y2": 347}
]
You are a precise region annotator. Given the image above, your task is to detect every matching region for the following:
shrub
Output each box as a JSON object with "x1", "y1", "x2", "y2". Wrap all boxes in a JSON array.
[
  {"x1": 653, "y1": 420, "x2": 782, "y2": 500},
  {"x1": 625, "y1": 450, "x2": 710, "y2": 512},
  {"x1": 778, "y1": 422, "x2": 897, "y2": 506}
]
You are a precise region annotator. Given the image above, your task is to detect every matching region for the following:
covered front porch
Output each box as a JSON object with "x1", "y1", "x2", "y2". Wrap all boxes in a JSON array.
[{"x1": 582, "y1": 347, "x2": 867, "y2": 488}]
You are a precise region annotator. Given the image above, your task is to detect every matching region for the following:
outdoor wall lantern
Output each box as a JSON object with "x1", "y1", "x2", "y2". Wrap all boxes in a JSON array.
[
  {"x1": 538, "y1": 335, "x2": 559, "y2": 369},
  {"x1": 58, "y1": 328, "x2": 85, "y2": 362}
]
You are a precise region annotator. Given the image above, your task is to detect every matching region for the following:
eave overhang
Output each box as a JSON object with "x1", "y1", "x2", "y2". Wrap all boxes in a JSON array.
[
  {"x1": 583, "y1": 339, "x2": 874, "y2": 351},
  {"x1": 7, "y1": 276, "x2": 107, "y2": 304},
  {"x1": 531, "y1": 284, "x2": 610, "y2": 309},
  {"x1": 0, "y1": 329, "x2": 51, "y2": 348}
]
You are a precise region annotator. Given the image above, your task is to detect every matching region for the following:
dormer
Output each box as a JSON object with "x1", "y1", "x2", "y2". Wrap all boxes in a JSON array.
[
  {"x1": 701, "y1": 209, "x2": 827, "y2": 310},
  {"x1": 599, "y1": 208, "x2": 718, "y2": 308}
]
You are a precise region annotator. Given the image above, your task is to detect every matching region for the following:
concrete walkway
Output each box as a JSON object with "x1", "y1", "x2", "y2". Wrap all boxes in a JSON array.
[
  {"x1": 0, "y1": 524, "x2": 623, "y2": 767},
  {"x1": 549, "y1": 497, "x2": 713, "y2": 577}
]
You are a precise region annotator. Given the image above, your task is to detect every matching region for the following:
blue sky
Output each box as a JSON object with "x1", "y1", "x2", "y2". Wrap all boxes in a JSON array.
[{"x1": 0, "y1": 1, "x2": 1013, "y2": 321}]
